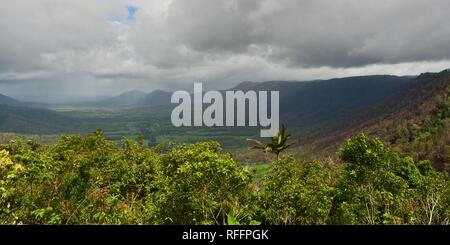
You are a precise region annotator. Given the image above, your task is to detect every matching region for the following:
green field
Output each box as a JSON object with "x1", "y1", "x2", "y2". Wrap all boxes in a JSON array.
[{"x1": 50, "y1": 105, "x2": 261, "y2": 151}]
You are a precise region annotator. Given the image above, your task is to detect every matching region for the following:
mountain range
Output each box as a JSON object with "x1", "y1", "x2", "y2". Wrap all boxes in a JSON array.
[
  {"x1": 0, "y1": 70, "x2": 448, "y2": 167},
  {"x1": 0, "y1": 74, "x2": 412, "y2": 134},
  {"x1": 79, "y1": 89, "x2": 172, "y2": 108},
  {"x1": 296, "y1": 69, "x2": 450, "y2": 171}
]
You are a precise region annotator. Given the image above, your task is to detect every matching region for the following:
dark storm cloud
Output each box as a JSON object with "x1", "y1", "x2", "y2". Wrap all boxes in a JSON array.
[
  {"x1": 90, "y1": 72, "x2": 148, "y2": 80},
  {"x1": 1, "y1": 0, "x2": 450, "y2": 102},
  {"x1": 165, "y1": 0, "x2": 450, "y2": 68}
]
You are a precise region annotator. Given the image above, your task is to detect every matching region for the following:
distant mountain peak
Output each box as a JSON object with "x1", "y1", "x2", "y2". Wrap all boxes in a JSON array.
[
  {"x1": 232, "y1": 81, "x2": 256, "y2": 90},
  {"x1": 92, "y1": 89, "x2": 147, "y2": 107},
  {"x1": 148, "y1": 89, "x2": 170, "y2": 94},
  {"x1": 121, "y1": 89, "x2": 147, "y2": 96},
  {"x1": 237, "y1": 81, "x2": 254, "y2": 85},
  {"x1": 0, "y1": 93, "x2": 22, "y2": 107}
]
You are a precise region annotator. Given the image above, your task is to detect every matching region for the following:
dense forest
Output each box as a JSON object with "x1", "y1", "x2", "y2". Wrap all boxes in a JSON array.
[{"x1": 0, "y1": 129, "x2": 449, "y2": 225}]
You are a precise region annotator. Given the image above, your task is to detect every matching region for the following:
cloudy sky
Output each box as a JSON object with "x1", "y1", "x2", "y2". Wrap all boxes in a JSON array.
[{"x1": 1, "y1": 0, "x2": 450, "y2": 102}]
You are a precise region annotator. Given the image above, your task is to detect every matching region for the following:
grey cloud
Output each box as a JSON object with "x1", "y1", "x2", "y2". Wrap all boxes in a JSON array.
[
  {"x1": 164, "y1": 0, "x2": 450, "y2": 68},
  {"x1": 0, "y1": 0, "x2": 121, "y2": 73},
  {"x1": 0, "y1": 70, "x2": 51, "y2": 81},
  {"x1": 1, "y1": 0, "x2": 450, "y2": 102},
  {"x1": 90, "y1": 72, "x2": 148, "y2": 80}
]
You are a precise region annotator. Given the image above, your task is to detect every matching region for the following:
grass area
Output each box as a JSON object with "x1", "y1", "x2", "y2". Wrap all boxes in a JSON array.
[
  {"x1": 0, "y1": 132, "x2": 59, "y2": 144},
  {"x1": 247, "y1": 163, "x2": 271, "y2": 182}
]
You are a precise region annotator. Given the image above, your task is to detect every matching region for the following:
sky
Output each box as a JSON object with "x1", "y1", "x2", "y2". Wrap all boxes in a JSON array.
[{"x1": 1, "y1": 0, "x2": 450, "y2": 102}]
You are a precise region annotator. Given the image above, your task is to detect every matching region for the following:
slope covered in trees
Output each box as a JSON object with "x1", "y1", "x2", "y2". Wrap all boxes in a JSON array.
[
  {"x1": 0, "y1": 105, "x2": 79, "y2": 134},
  {"x1": 308, "y1": 70, "x2": 450, "y2": 172},
  {"x1": 233, "y1": 75, "x2": 411, "y2": 132},
  {"x1": 0, "y1": 131, "x2": 448, "y2": 224}
]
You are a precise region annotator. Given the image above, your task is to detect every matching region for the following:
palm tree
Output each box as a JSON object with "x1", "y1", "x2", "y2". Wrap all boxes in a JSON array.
[{"x1": 247, "y1": 125, "x2": 295, "y2": 160}]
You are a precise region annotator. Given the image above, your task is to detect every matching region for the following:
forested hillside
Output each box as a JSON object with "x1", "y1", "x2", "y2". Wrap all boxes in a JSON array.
[
  {"x1": 232, "y1": 75, "x2": 412, "y2": 133},
  {"x1": 0, "y1": 105, "x2": 79, "y2": 134},
  {"x1": 0, "y1": 131, "x2": 448, "y2": 224},
  {"x1": 309, "y1": 70, "x2": 450, "y2": 172}
]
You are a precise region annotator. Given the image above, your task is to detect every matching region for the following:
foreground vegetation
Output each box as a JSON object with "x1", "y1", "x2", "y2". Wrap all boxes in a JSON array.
[{"x1": 0, "y1": 130, "x2": 449, "y2": 225}]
